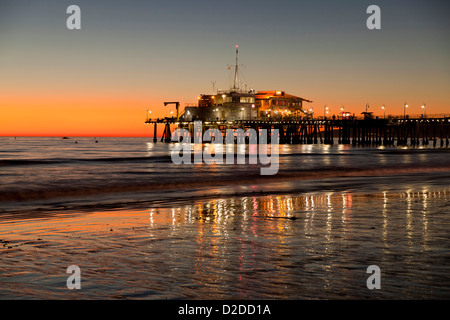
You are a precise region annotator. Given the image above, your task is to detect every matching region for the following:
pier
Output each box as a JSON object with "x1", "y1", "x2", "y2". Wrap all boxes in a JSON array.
[
  {"x1": 145, "y1": 48, "x2": 450, "y2": 148},
  {"x1": 146, "y1": 115, "x2": 450, "y2": 147}
]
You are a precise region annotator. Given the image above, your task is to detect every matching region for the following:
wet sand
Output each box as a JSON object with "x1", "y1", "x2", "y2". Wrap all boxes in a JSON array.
[{"x1": 1, "y1": 189, "x2": 449, "y2": 299}]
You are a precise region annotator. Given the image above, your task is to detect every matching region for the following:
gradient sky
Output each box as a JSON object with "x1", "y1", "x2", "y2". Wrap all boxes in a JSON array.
[{"x1": 1, "y1": 0, "x2": 449, "y2": 136}]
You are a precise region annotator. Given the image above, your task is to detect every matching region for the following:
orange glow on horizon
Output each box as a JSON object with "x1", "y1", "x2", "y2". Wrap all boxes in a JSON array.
[
  {"x1": 1, "y1": 89, "x2": 448, "y2": 137},
  {"x1": 0, "y1": 90, "x2": 181, "y2": 137}
]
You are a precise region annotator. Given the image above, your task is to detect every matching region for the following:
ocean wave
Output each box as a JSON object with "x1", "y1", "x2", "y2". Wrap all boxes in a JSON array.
[
  {"x1": 3, "y1": 146, "x2": 449, "y2": 168},
  {"x1": 0, "y1": 155, "x2": 173, "y2": 167},
  {"x1": 1, "y1": 164, "x2": 449, "y2": 204}
]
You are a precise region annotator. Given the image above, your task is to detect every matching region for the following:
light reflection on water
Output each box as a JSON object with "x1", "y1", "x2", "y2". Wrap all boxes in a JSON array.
[{"x1": 0, "y1": 190, "x2": 449, "y2": 299}]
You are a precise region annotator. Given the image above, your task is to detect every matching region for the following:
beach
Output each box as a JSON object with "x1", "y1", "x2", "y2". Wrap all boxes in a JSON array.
[
  {"x1": 0, "y1": 137, "x2": 449, "y2": 299},
  {"x1": 1, "y1": 190, "x2": 449, "y2": 299}
]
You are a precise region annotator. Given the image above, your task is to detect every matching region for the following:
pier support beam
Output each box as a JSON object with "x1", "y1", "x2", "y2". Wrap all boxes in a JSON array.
[{"x1": 153, "y1": 123, "x2": 158, "y2": 143}]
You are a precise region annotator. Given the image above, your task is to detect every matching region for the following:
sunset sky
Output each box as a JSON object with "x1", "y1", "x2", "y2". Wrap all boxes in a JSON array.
[{"x1": 1, "y1": 0, "x2": 449, "y2": 136}]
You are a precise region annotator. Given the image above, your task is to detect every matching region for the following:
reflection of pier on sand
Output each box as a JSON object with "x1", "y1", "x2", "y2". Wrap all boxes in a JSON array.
[
  {"x1": 146, "y1": 190, "x2": 449, "y2": 299},
  {"x1": 0, "y1": 190, "x2": 449, "y2": 299}
]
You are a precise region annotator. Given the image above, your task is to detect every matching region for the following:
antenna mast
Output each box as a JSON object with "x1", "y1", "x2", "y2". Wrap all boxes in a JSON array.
[{"x1": 233, "y1": 45, "x2": 239, "y2": 91}]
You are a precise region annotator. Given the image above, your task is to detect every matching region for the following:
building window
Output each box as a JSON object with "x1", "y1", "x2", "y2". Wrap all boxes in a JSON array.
[{"x1": 240, "y1": 97, "x2": 255, "y2": 103}]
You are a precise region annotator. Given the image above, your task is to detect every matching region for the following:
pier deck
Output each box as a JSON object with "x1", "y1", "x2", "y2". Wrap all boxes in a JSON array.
[{"x1": 146, "y1": 116, "x2": 450, "y2": 147}]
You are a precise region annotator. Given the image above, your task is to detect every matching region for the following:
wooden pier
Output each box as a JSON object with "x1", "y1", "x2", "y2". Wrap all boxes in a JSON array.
[{"x1": 146, "y1": 116, "x2": 450, "y2": 147}]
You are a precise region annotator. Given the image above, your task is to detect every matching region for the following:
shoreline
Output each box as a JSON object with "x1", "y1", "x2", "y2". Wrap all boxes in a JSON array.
[
  {"x1": 1, "y1": 174, "x2": 449, "y2": 220},
  {"x1": 1, "y1": 162, "x2": 449, "y2": 216}
]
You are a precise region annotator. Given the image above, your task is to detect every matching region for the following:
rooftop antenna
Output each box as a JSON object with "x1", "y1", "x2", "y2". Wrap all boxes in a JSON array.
[
  {"x1": 211, "y1": 81, "x2": 216, "y2": 94},
  {"x1": 233, "y1": 44, "x2": 239, "y2": 91}
]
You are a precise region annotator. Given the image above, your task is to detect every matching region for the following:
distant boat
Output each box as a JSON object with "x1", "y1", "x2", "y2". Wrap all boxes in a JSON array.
[{"x1": 62, "y1": 137, "x2": 70, "y2": 139}]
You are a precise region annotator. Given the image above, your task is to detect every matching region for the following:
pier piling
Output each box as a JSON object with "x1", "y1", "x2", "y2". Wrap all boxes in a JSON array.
[{"x1": 146, "y1": 117, "x2": 450, "y2": 147}]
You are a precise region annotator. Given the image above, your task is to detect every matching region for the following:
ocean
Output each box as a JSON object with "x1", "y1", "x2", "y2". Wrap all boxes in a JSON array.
[{"x1": 0, "y1": 136, "x2": 449, "y2": 299}]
